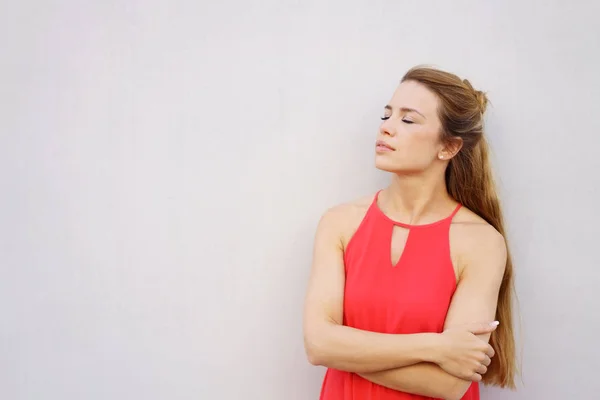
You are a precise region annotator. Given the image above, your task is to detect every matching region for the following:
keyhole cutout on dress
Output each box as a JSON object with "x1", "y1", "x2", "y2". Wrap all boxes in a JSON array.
[{"x1": 390, "y1": 225, "x2": 411, "y2": 267}]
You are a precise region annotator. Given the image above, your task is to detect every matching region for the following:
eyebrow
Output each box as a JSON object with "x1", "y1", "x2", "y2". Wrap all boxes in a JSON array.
[{"x1": 384, "y1": 105, "x2": 426, "y2": 119}]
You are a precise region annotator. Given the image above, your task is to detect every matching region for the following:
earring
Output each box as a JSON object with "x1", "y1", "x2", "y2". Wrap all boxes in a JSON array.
[{"x1": 438, "y1": 154, "x2": 444, "y2": 159}]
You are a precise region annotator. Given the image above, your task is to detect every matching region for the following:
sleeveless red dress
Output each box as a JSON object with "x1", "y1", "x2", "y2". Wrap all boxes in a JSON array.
[{"x1": 319, "y1": 191, "x2": 479, "y2": 400}]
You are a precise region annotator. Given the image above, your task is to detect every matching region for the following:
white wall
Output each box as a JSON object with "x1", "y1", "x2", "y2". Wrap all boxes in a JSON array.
[{"x1": 2, "y1": 1, "x2": 599, "y2": 399}]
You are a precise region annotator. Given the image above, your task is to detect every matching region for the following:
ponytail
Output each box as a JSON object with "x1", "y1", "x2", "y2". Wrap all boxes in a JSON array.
[{"x1": 447, "y1": 136, "x2": 516, "y2": 388}]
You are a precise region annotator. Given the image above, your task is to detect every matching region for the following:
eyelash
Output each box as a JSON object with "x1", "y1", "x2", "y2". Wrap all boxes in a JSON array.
[{"x1": 380, "y1": 116, "x2": 414, "y2": 124}]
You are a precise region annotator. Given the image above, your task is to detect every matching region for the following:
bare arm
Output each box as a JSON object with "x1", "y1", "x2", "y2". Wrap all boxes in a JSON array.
[
  {"x1": 360, "y1": 363, "x2": 467, "y2": 400},
  {"x1": 359, "y1": 225, "x2": 508, "y2": 400},
  {"x1": 302, "y1": 206, "x2": 440, "y2": 373}
]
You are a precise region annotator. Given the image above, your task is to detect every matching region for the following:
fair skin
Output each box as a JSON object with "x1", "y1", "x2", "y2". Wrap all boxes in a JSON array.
[{"x1": 303, "y1": 81, "x2": 507, "y2": 400}]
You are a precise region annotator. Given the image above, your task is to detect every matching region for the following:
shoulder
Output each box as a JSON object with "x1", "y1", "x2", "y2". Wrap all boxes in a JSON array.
[
  {"x1": 450, "y1": 207, "x2": 507, "y2": 280},
  {"x1": 316, "y1": 192, "x2": 376, "y2": 248}
]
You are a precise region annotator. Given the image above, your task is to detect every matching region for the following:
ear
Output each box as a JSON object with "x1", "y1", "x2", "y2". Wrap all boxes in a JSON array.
[{"x1": 438, "y1": 136, "x2": 463, "y2": 160}]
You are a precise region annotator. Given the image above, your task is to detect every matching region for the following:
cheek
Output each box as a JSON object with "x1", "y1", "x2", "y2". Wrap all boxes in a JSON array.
[
  {"x1": 385, "y1": 132, "x2": 439, "y2": 169},
  {"x1": 397, "y1": 130, "x2": 438, "y2": 156}
]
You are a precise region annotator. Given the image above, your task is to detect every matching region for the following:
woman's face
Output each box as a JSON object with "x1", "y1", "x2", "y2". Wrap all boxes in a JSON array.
[{"x1": 375, "y1": 80, "x2": 446, "y2": 174}]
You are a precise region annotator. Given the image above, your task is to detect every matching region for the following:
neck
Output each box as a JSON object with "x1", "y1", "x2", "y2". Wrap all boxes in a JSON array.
[{"x1": 382, "y1": 168, "x2": 454, "y2": 223}]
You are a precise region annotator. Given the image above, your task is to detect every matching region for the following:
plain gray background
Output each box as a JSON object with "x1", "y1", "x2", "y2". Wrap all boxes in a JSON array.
[{"x1": 2, "y1": 0, "x2": 599, "y2": 399}]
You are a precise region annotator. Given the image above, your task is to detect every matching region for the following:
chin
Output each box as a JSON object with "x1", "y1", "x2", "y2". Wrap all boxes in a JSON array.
[
  {"x1": 374, "y1": 157, "x2": 398, "y2": 173},
  {"x1": 375, "y1": 157, "x2": 423, "y2": 175}
]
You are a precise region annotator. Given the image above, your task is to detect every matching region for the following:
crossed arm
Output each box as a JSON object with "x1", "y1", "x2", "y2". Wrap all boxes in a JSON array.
[
  {"x1": 358, "y1": 237, "x2": 506, "y2": 399},
  {"x1": 302, "y1": 207, "x2": 507, "y2": 400}
]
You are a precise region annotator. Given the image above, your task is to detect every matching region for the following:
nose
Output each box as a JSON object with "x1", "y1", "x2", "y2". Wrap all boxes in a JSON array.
[{"x1": 380, "y1": 118, "x2": 396, "y2": 137}]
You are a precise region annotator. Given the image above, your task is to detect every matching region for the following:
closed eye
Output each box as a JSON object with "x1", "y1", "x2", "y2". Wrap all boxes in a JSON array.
[{"x1": 380, "y1": 116, "x2": 414, "y2": 124}]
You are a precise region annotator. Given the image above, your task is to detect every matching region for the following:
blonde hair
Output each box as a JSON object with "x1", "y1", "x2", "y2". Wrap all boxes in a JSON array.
[{"x1": 402, "y1": 66, "x2": 516, "y2": 388}]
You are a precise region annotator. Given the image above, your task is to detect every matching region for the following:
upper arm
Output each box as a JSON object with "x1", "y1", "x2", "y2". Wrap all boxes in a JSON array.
[
  {"x1": 302, "y1": 207, "x2": 347, "y2": 353},
  {"x1": 444, "y1": 224, "x2": 508, "y2": 341}
]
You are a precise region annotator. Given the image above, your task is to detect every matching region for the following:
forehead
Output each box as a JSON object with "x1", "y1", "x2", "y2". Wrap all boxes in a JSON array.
[{"x1": 387, "y1": 80, "x2": 439, "y2": 117}]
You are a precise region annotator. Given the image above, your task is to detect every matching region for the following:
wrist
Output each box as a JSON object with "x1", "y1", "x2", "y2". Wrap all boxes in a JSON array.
[{"x1": 421, "y1": 333, "x2": 445, "y2": 364}]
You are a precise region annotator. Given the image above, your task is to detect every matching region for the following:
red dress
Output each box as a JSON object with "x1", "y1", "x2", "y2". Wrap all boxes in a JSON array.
[{"x1": 319, "y1": 191, "x2": 479, "y2": 400}]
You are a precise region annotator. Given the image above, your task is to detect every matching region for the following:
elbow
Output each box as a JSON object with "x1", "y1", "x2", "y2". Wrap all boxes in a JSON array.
[
  {"x1": 303, "y1": 333, "x2": 326, "y2": 366},
  {"x1": 303, "y1": 325, "x2": 330, "y2": 367},
  {"x1": 306, "y1": 348, "x2": 324, "y2": 366},
  {"x1": 444, "y1": 392, "x2": 464, "y2": 400},
  {"x1": 442, "y1": 380, "x2": 471, "y2": 400}
]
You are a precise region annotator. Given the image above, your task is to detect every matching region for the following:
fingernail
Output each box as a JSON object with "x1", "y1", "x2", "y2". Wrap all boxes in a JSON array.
[{"x1": 490, "y1": 321, "x2": 499, "y2": 327}]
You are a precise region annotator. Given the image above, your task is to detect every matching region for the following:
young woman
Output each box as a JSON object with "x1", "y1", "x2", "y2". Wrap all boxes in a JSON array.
[{"x1": 303, "y1": 66, "x2": 516, "y2": 400}]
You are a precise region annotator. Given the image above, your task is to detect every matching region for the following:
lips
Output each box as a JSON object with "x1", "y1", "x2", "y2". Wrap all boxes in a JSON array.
[{"x1": 376, "y1": 140, "x2": 395, "y2": 151}]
